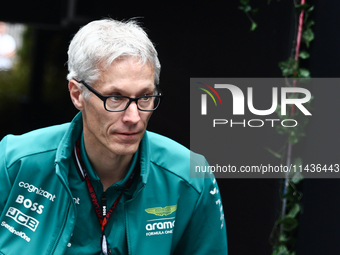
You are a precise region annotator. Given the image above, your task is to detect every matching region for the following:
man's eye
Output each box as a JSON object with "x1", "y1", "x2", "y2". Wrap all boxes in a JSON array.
[
  {"x1": 140, "y1": 95, "x2": 151, "y2": 101},
  {"x1": 110, "y1": 96, "x2": 122, "y2": 101}
]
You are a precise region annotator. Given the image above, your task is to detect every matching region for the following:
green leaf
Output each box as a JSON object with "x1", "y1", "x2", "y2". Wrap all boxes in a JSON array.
[
  {"x1": 289, "y1": 157, "x2": 304, "y2": 183},
  {"x1": 266, "y1": 147, "x2": 282, "y2": 159},
  {"x1": 272, "y1": 245, "x2": 290, "y2": 255},
  {"x1": 298, "y1": 68, "x2": 310, "y2": 78},
  {"x1": 244, "y1": 5, "x2": 251, "y2": 13},
  {"x1": 291, "y1": 171, "x2": 304, "y2": 184},
  {"x1": 299, "y1": 51, "x2": 310, "y2": 59},
  {"x1": 305, "y1": 20, "x2": 315, "y2": 29},
  {"x1": 277, "y1": 217, "x2": 298, "y2": 230},
  {"x1": 286, "y1": 203, "x2": 301, "y2": 218},
  {"x1": 295, "y1": 3, "x2": 310, "y2": 13},
  {"x1": 288, "y1": 135, "x2": 299, "y2": 144},
  {"x1": 278, "y1": 234, "x2": 288, "y2": 243},
  {"x1": 238, "y1": 6, "x2": 245, "y2": 10},
  {"x1": 278, "y1": 233, "x2": 296, "y2": 247},
  {"x1": 278, "y1": 58, "x2": 298, "y2": 77},
  {"x1": 250, "y1": 22, "x2": 258, "y2": 31},
  {"x1": 307, "y1": 5, "x2": 315, "y2": 12},
  {"x1": 240, "y1": 0, "x2": 249, "y2": 5},
  {"x1": 302, "y1": 28, "x2": 315, "y2": 47}
]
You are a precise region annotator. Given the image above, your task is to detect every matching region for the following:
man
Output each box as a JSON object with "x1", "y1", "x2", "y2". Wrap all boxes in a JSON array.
[
  {"x1": 0, "y1": 21, "x2": 16, "y2": 71},
  {"x1": 0, "y1": 19, "x2": 227, "y2": 254}
]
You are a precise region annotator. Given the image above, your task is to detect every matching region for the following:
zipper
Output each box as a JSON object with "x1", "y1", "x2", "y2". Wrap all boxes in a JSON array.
[
  {"x1": 50, "y1": 201, "x2": 71, "y2": 254},
  {"x1": 125, "y1": 184, "x2": 146, "y2": 255},
  {"x1": 52, "y1": 162, "x2": 77, "y2": 255}
]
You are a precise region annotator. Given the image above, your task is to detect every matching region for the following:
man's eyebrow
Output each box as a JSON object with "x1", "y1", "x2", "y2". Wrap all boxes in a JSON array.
[{"x1": 101, "y1": 84, "x2": 156, "y2": 95}]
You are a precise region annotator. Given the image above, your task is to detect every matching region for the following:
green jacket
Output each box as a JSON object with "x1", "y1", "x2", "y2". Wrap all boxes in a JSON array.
[{"x1": 0, "y1": 112, "x2": 228, "y2": 254}]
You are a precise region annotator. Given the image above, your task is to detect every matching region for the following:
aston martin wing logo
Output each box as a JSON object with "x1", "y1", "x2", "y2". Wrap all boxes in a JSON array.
[{"x1": 145, "y1": 205, "x2": 177, "y2": 216}]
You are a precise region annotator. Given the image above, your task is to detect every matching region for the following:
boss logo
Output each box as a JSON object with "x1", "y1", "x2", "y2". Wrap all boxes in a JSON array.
[
  {"x1": 6, "y1": 207, "x2": 39, "y2": 232},
  {"x1": 15, "y1": 195, "x2": 44, "y2": 214}
]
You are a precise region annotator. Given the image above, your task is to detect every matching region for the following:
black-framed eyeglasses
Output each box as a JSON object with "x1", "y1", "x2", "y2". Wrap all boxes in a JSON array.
[{"x1": 75, "y1": 80, "x2": 162, "y2": 112}]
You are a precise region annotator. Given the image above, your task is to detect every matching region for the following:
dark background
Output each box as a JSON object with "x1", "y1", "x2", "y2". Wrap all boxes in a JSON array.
[{"x1": 1, "y1": 0, "x2": 340, "y2": 254}]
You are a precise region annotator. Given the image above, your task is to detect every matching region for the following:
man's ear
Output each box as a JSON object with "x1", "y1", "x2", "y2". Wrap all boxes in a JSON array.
[{"x1": 69, "y1": 80, "x2": 84, "y2": 111}]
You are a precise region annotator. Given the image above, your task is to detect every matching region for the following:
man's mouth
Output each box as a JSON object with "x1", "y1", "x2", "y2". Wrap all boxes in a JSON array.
[{"x1": 115, "y1": 131, "x2": 142, "y2": 140}]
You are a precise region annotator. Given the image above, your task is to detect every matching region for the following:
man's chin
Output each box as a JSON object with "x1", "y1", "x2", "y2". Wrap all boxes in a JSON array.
[{"x1": 109, "y1": 142, "x2": 140, "y2": 157}]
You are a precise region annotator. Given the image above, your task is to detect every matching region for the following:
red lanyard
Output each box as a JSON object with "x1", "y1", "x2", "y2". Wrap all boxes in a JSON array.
[{"x1": 74, "y1": 138, "x2": 137, "y2": 254}]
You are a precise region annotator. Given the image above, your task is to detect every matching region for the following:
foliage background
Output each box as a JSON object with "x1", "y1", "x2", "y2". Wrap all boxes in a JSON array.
[{"x1": 1, "y1": 0, "x2": 340, "y2": 254}]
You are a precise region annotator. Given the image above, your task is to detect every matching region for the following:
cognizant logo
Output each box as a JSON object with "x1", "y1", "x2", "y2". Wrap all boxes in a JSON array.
[
  {"x1": 19, "y1": 182, "x2": 56, "y2": 202},
  {"x1": 198, "y1": 83, "x2": 312, "y2": 128}
]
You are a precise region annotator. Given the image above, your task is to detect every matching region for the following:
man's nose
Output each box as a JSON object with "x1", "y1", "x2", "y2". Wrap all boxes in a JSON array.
[{"x1": 122, "y1": 101, "x2": 141, "y2": 124}]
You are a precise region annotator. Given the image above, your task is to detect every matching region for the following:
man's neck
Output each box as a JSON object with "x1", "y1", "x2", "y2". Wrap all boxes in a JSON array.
[{"x1": 83, "y1": 136, "x2": 133, "y2": 191}]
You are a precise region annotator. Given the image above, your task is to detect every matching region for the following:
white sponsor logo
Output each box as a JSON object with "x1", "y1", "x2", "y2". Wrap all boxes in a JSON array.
[
  {"x1": 216, "y1": 199, "x2": 221, "y2": 205},
  {"x1": 145, "y1": 217, "x2": 175, "y2": 237},
  {"x1": 210, "y1": 181, "x2": 225, "y2": 230},
  {"x1": 6, "y1": 207, "x2": 39, "y2": 232},
  {"x1": 19, "y1": 182, "x2": 56, "y2": 202},
  {"x1": 1, "y1": 221, "x2": 31, "y2": 242},
  {"x1": 15, "y1": 195, "x2": 44, "y2": 214},
  {"x1": 210, "y1": 187, "x2": 219, "y2": 195},
  {"x1": 73, "y1": 197, "x2": 80, "y2": 205}
]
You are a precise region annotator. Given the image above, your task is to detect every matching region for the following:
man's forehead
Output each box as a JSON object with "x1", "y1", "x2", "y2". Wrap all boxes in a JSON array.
[
  {"x1": 97, "y1": 82, "x2": 156, "y2": 92},
  {"x1": 94, "y1": 60, "x2": 156, "y2": 94},
  {"x1": 100, "y1": 56, "x2": 154, "y2": 70}
]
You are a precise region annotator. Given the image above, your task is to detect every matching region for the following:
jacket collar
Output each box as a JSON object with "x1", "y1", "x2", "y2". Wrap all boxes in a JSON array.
[{"x1": 55, "y1": 111, "x2": 150, "y2": 187}]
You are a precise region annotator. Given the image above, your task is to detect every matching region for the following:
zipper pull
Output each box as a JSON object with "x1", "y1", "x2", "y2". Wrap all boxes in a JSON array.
[{"x1": 101, "y1": 234, "x2": 111, "y2": 255}]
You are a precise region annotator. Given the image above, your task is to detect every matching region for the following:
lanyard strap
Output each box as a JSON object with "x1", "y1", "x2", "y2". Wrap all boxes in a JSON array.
[
  {"x1": 73, "y1": 138, "x2": 137, "y2": 253},
  {"x1": 83, "y1": 171, "x2": 135, "y2": 232}
]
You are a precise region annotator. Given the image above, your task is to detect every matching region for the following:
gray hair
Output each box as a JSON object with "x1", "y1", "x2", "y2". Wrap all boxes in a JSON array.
[{"x1": 67, "y1": 18, "x2": 161, "y2": 98}]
